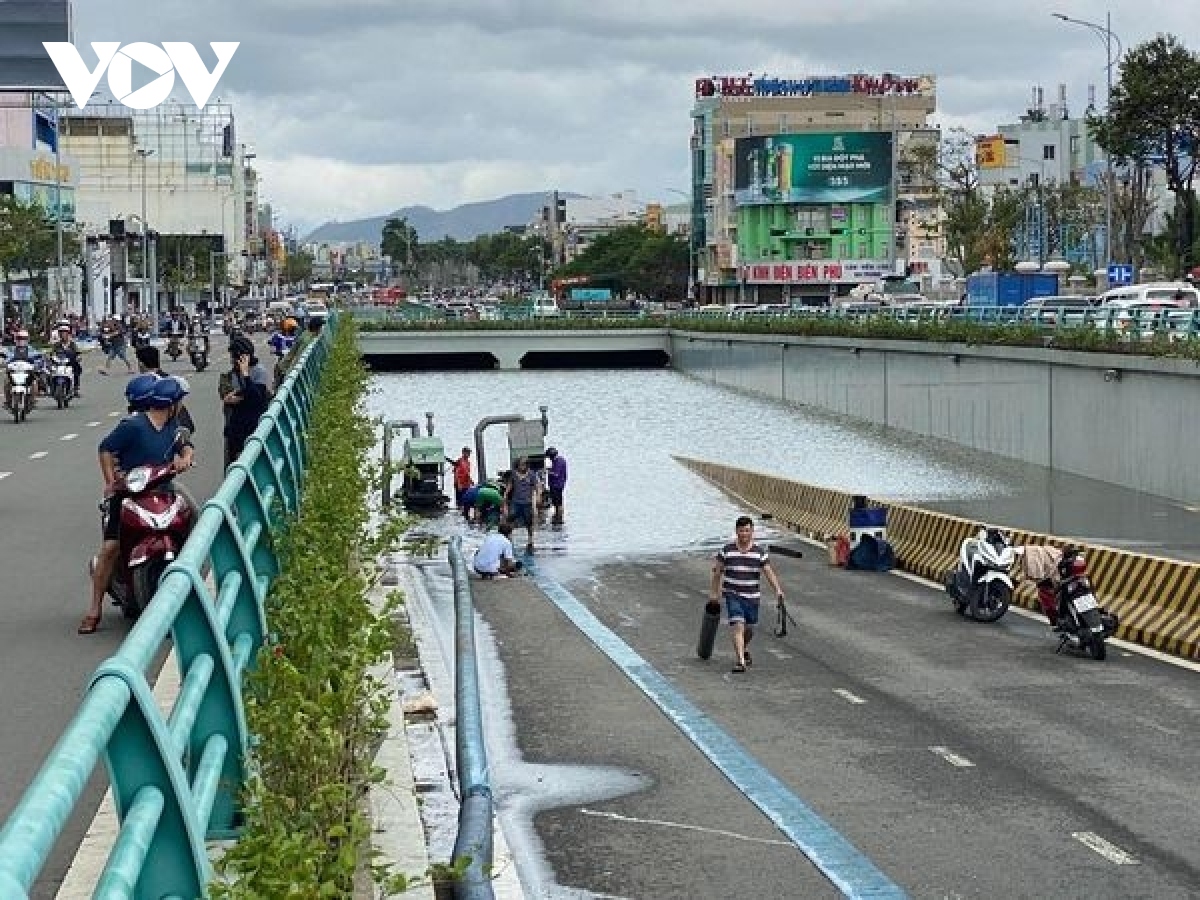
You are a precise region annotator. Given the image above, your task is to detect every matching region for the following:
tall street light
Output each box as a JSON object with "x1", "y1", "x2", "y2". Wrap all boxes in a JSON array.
[
  {"x1": 1053, "y1": 11, "x2": 1124, "y2": 268},
  {"x1": 134, "y1": 147, "x2": 154, "y2": 320}
]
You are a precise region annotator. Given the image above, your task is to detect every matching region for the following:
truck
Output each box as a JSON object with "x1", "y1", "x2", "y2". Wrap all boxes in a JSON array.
[{"x1": 966, "y1": 272, "x2": 1060, "y2": 307}]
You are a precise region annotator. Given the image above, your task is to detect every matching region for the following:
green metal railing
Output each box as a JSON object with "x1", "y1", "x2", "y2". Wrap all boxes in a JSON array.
[{"x1": 0, "y1": 323, "x2": 333, "y2": 899}]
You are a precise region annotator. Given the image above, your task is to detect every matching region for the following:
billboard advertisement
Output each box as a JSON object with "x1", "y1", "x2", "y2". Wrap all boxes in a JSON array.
[
  {"x1": 734, "y1": 132, "x2": 892, "y2": 206},
  {"x1": 0, "y1": 0, "x2": 72, "y2": 90},
  {"x1": 975, "y1": 135, "x2": 1007, "y2": 169}
]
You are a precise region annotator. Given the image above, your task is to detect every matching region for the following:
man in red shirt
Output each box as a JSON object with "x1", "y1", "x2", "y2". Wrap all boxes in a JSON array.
[{"x1": 449, "y1": 447, "x2": 474, "y2": 517}]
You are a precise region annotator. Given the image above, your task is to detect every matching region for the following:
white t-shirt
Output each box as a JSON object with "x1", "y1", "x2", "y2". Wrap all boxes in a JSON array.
[{"x1": 473, "y1": 534, "x2": 514, "y2": 574}]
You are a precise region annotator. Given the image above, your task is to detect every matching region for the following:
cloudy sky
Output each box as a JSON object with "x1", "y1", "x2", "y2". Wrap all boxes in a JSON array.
[{"x1": 74, "y1": 0, "x2": 1199, "y2": 234}]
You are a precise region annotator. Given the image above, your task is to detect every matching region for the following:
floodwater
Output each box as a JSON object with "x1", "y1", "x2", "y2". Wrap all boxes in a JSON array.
[{"x1": 368, "y1": 368, "x2": 1198, "y2": 563}]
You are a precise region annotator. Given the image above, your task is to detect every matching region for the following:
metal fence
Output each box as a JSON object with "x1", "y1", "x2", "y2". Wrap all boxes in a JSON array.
[
  {"x1": 347, "y1": 303, "x2": 1200, "y2": 341},
  {"x1": 0, "y1": 323, "x2": 333, "y2": 899}
]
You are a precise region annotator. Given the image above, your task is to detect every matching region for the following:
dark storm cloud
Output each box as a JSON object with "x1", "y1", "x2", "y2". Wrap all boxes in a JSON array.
[{"x1": 69, "y1": 1, "x2": 1198, "y2": 228}]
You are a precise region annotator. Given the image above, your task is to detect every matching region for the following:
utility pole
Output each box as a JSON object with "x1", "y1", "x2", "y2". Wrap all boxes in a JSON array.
[
  {"x1": 53, "y1": 93, "x2": 64, "y2": 316},
  {"x1": 887, "y1": 95, "x2": 900, "y2": 273}
]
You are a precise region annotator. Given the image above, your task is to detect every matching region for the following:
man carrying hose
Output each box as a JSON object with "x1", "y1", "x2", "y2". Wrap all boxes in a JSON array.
[{"x1": 711, "y1": 516, "x2": 787, "y2": 674}]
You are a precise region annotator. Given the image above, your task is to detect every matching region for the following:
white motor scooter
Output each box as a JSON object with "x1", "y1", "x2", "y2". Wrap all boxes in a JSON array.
[{"x1": 944, "y1": 527, "x2": 1021, "y2": 622}]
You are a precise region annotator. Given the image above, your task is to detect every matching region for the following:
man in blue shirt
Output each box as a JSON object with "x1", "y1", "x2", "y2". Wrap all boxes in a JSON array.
[
  {"x1": 545, "y1": 446, "x2": 568, "y2": 525},
  {"x1": 79, "y1": 375, "x2": 194, "y2": 634}
]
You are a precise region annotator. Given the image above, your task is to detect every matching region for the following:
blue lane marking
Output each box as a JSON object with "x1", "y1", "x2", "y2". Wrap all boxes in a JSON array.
[{"x1": 522, "y1": 555, "x2": 907, "y2": 899}]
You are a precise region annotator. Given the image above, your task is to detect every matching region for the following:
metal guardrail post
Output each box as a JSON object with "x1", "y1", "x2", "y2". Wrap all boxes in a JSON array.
[{"x1": 447, "y1": 536, "x2": 494, "y2": 900}]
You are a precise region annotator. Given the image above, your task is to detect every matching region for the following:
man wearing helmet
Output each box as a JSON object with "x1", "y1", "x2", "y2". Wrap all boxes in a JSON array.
[
  {"x1": 48, "y1": 322, "x2": 83, "y2": 398},
  {"x1": 80, "y1": 374, "x2": 194, "y2": 634},
  {"x1": 219, "y1": 334, "x2": 272, "y2": 469},
  {"x1": 4, "y1": 329, "x2": 44, "y2": 409}
]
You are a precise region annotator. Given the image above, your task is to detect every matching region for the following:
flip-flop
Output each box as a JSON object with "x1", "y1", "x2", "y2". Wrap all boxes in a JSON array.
[
  {"x1": 731, "y1": 662, "x2": 746, "y2": 674},
  {"x1": 77, "y1": 614, "x2": 101, "y2": 635}
]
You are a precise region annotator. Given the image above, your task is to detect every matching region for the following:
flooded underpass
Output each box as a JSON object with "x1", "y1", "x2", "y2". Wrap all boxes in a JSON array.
[{"x1": 368, "y1": 367, "x2": 1200, "y2": 899}]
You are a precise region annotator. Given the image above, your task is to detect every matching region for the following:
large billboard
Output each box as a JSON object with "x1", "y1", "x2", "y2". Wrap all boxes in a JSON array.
[
  {"x1": 0, "y1": 0, "x2": 72, "y2": 90},
  {"x1": 734, "y1": 132, "x2": 893, "y2": 206},
  {"x1": 975, "y1": 135, "x2": 1007, "y2": 169}
]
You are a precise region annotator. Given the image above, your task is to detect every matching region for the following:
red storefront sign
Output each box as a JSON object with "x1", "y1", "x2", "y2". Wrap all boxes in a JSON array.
[{"x1": 740, "y1": 261, "x2": 890, "y2": 284}]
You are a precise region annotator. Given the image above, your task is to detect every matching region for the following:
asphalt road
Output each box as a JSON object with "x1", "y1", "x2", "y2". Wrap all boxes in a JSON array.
[
  {"x1": 468, "y1": 547, "x2": 1200, "y2": 899},
  {"x1": 0, "y1": 343, "x2": 231, "y2": 898}
]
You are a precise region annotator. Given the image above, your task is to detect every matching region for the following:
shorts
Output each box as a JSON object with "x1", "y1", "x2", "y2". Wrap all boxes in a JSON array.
[
  {"x1": 102, "y1": 494, "x2": 123, "y2": 542},
  {"x1": 724, "y1": 592, "x2": 760, "y2": 626},
  {"x1": 548, "y1": 487, "x2": 564, "y2": 506},
  {"x1": 509, "y1": 502, "x2": 533, "y2": 527}
]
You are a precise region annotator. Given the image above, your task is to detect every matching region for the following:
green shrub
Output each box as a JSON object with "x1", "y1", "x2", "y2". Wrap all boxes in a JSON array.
[{"x1": 212, "y1": 317, "x2": 411, "y2": 898}]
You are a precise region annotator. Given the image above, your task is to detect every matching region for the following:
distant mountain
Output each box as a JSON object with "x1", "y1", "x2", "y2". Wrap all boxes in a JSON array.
[{"x1": 303, "y1": 192, "x2": 581, "y2": 245}]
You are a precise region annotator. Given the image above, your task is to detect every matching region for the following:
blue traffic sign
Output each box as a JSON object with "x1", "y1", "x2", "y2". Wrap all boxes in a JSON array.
[{"x1": 1107, "y1": 264, "x2": 1133, "y2": 285}]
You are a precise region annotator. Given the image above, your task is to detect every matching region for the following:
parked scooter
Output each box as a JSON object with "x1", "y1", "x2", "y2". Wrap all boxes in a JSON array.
[
  {"x1": 96, "y1": 460, "x2": 195, "y2": 620},
  {"x1": 6, "y1": 359, "x2": 36, "y2": 422},
  {"x1": 945, "y1": 527, "x2": 1020, "y2": 622},
  {"x1": 1040, "y1": 547, "x2": 1119, "y2": 660},
  {"x1": 188, "y1": 335, "x2": 209, "y2": 372},
  {"x1": 48, "y1": 351, "x2": 75, "y2": 409}
]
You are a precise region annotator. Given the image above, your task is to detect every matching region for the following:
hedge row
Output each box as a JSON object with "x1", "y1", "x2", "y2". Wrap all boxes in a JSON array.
[
  {"x1": 356, "y1": 313, "x2": 1200, "y2": 360},
  {"x1": 213, "y1": 317, "x2": 409, "y2": 897}
]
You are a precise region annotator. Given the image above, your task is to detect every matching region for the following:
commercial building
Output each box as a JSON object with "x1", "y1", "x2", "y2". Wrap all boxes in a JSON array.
[
  {"x1": 58, "y1": 101, "x2": 257, "y2": 311},
  {"x1": 975, "y1": 84, "x2": 1170, "y2": 268},
  {"x1": 690, "y1": 73, "x2": 938, "y2": 304}
]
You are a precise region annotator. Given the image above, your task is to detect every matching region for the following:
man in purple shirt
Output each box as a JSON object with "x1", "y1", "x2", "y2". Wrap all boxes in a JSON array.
[{"x1": 545, "y1": 446, "x2": 568, "y2": 525}]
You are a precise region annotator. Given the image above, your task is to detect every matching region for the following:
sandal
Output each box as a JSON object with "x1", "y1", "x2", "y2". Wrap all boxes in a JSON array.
[
  {"x1": 77, "y1": 614, "x2": 101, "y2": 635},
  {"x1": 731, "y1": 662, "x2": 746, "y2": 674}
]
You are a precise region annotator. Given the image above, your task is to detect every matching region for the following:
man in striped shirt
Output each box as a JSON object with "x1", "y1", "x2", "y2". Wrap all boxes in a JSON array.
[{"x1": 711, "y1": 516, "x2": 786, "y2": 673}]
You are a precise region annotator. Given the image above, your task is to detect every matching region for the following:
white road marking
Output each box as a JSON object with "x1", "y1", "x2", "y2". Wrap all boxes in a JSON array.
[
  {"x1": 86, "y1": 421, "x2": 102, "y2": 427},
  {"x1": 929, "y1": 746, "x2": 974, "y2": 767},
  {"x1": 29, "y1": 451, "x2": 48, "y2": 460},
  {"x1": 643, "y1": 571, "x2": 656, "y2": 579},
  {"x1": 108, "y1": 411, "x2": 121, "y2": 417},
  {"x1": 578, "y1": 808, "x2": 792, "y2": 847},
  {"x1": 0, "y1": 472, "x2": 10, "y2": 480},
  {"x1": 1072, "y1": 831, "x2": 1139, "y2": 865},
  {"x1": 833, "y1": 688, "x2": 866, "y2": 704},
  {"x1": 60, "y1": 433, "x2": 77, "y2": 441},
  {"x1": 673, "y1": 591, "x2": 691, "y2": 600}
]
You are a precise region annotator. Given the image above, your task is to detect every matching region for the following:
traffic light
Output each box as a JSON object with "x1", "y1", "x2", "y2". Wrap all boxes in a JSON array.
[{"x1": 555, "y1": 194, "x2": 566, "y2": 223}]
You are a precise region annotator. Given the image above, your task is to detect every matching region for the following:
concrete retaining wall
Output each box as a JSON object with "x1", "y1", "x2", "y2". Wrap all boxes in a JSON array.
[
  {"x1": 677, "y1": 457, "x2": 1200, "y2": 661},
  {"x1": 670, "y1": 332, "x2": 1200, "y2": 505}
]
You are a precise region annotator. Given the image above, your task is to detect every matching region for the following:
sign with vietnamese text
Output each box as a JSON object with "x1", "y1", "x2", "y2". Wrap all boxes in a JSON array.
[
  {"x1": 695, "y1": 73, "x2": 932, "y2": 99},
  {"x1": 740, "y1": 261, "x2": 892, "y2": 284},
  {"x1": 975, "y1": 135, "x2": 1007, "y2": 169},
  {"x1": 734, "y1": 132, "x2": 892, "y2": 205}
]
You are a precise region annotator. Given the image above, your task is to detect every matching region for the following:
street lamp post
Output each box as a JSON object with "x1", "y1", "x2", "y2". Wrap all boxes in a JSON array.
[
  {"x1": 1053, "y1": 11, "x2": 1123, "y2": 268},
  {"x1": 134, "y1": 148, "x2": 154, "y2": 324}
]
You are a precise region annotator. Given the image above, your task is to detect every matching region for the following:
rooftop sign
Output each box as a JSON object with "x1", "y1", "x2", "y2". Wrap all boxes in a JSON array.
[{"x1": 695, "y1": 73, "x2": 933, "y2": 99}]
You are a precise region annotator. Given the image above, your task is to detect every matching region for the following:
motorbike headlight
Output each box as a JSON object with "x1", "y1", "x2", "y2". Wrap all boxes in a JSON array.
[{"x1": 123, "y1": 468, "x2": 150, "y2": 493}]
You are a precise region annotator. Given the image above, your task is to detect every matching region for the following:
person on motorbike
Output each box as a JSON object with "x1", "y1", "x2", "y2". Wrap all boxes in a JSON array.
[
  {"x1": 135, "y1": 345, "x2": 196, "y2": 434},
  {"x1": 4, "y1": 329, "x2": 44, "y2": 409},
  {"x1": 186, "y1": 315, "x2": 210, "y2": 350},
  {"x1": 268, "y1": 317, "x2": 297, "y2": 359},
  {"x1": 80, "y1": 374, "x2": 195, "y2": 635},
  {"x1": 48, "y1": 323, "x2": 83, "y2": 398}
]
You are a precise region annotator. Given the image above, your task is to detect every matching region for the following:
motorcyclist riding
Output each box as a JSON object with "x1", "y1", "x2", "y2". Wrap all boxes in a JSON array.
[
  {"x1": 131, "y1": 320, "x2": 152, "y2": 350},
  {"x1": 268, "y1": 317, "x2": 298, "y2": 359},
  {"x1": 48, "y1": 322, "x2": 82, "y2": 398},
  {"x1": 4, "y1": 329, "x2": 44, "y2": 408},
  {"x1": 79, "y1": 373, "x2": 194, "y2": 635}
]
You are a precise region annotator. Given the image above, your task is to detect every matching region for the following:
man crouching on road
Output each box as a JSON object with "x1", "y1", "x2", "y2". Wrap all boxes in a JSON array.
[{"x1": 711, "y1": 516, "x2": 786, "y2": 674}]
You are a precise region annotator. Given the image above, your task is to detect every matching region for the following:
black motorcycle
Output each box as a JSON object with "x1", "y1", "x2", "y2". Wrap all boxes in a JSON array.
[{"x1": 1048, "y1": 548, "x2": 1119, "y2": 660}]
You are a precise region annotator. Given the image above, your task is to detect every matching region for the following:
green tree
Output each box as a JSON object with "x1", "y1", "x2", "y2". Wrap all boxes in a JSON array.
[
  {"x1": 381, "y1": 217, "x2": 418, "y2": 274},
  {"x1": 0, "y1": 194, "x2": 79, "y2": 327},
  {"x1": 284, "y1": 251, "x2": 313, "y2": 285},
  {"x1": 1093, "y1": 34, "x2": 1200, "y2": 274},
  {"x1": 555, "y1": 224, "x2": 688, "y2": 300}
]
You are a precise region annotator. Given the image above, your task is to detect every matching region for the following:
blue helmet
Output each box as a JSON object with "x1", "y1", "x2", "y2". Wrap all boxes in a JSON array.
[
  {"x1": 125, "y1": 373, "x2": 161, "y2": 410},
  {"x1": 148, "y1": 375, "x2": 188, "y2": 409}
]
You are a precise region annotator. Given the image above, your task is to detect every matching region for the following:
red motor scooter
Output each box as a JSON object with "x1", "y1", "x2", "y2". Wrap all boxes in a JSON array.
[{"x1": 98, "y1": 462, "x2": 195, "y2": 620}]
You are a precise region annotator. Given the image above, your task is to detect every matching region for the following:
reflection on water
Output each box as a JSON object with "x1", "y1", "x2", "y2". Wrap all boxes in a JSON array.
[{"x1": 368, "y1": 369, "x2": 1200, "y2": 564}]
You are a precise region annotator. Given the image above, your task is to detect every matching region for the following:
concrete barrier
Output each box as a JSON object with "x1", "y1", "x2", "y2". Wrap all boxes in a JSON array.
[{"x1": 676, "y1": 457, "x2": 1200, "y2": 662}]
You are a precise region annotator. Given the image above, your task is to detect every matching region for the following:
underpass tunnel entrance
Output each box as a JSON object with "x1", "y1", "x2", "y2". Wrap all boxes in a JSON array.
[
  {"x1": 520, "y1": 350, "x2": 670, "y2": 369},
  {"x1": 364, "y1": 353, "x2": 499, "y2": 371}
]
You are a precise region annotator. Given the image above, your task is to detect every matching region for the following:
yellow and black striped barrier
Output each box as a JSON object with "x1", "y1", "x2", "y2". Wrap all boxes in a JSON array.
[{"x1": 675, "y1": 457, "x2": 1200, "y2": 662}]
